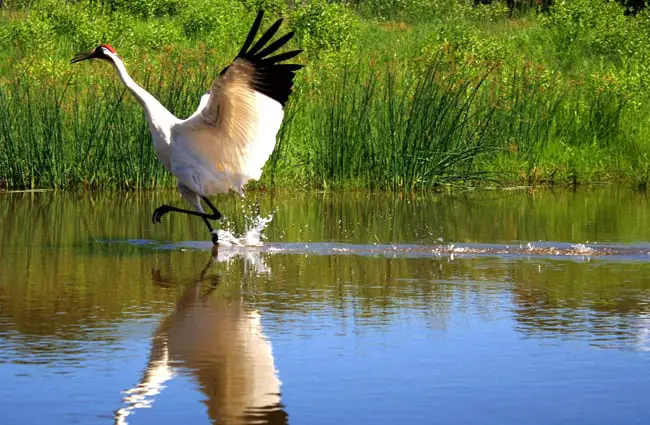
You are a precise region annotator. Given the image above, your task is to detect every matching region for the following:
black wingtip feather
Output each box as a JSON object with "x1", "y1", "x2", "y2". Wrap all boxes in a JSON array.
[
  {"x1": 231, "y1": 10, "x2": 304, "y2": 107},
  {"x1": 261, "y1": 50, "x2": 303, "y2": 65},
  {"x1": 254, "y1": 31, "x2": 295, "y2": 59},
  {"x1": 237, "y1": 10, "x2": 264, "y2": 57},
  {"x1": 248, "y1": 18, "x2": 283, "y2": 56}
]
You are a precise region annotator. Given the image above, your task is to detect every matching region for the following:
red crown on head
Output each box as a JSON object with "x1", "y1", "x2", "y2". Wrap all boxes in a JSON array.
[{"x1": 100, "y1": 44, "x2": 116, "y2": 53}]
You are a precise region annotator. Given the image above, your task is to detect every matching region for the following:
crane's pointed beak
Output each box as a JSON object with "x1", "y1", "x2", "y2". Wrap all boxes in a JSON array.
[{"x1": 70, "y1": 50, "x2": 97, "y2": 64}]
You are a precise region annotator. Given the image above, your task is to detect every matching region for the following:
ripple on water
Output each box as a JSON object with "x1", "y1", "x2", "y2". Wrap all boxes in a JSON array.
[
  {"x1": 104, "y1": 206, "x2": 650, "y2": 262},
  {"x1": 124, "y1": 239, "x2": 650, "y2": 262}
]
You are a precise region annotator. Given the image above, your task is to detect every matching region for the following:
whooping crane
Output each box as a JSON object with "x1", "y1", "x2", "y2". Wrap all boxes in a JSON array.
[{"x1": 71, "y1": 11, "x2": 303, "y2": 245}]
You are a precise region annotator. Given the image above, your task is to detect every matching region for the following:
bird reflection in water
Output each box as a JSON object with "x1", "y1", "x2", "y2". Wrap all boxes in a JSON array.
[{"x1": 114, "y1": 246, "x2": 287, "y2": 424}]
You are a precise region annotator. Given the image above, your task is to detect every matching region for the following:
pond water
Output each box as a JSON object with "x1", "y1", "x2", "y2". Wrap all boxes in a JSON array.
[{"x1": 1, "y1": 188, "x2": 649, "y2": 425}]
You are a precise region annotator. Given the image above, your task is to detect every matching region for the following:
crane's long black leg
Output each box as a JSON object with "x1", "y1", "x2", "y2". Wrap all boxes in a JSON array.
[
  {"x1": 201, "y1": 196, "x2": 222, "y2": 218},
  {"x1": 151, "y1": 205, "x2": 218, "y2": 223},
  {"x1": 202, "y1": 217, "x2": 218, "y2": 245},
  {"x1": 201, "y1": 197, "x2": 222, "y2": 245},
  {"x1": 152, "y1": 197, "x2": 223, "y2": 245}
]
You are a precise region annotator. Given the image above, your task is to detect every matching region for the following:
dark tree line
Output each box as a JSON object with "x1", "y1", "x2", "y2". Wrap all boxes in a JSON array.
[
  {"x1": 621, "y1": 0, "x2": 646, "y2": 14},
  {"x1": 474, "y1": 0, "x2": 646, "y2": 15}
]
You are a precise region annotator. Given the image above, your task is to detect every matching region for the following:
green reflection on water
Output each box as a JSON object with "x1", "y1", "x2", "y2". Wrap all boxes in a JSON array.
[{"x1": 2, "y1": 187, "x2": 650, "y2": 246}]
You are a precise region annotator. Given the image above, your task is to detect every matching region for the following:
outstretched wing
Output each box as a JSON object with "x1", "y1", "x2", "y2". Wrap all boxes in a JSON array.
[{"x1": 175, "y1": 10, "x2": 303, "y2": 193}]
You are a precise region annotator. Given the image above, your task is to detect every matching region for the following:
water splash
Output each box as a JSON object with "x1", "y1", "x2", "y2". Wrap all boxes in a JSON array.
[
  {"x1": 570, "y1": 243, "x2": 594, "y2": 254},
  {"x1": 217, "y1": 213, "x2": 274, "y2": 247}
]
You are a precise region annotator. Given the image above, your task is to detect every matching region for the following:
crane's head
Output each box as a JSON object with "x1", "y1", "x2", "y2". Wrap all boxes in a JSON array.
[{"x1": 70, "y1": 44, "x2": 117, "y2": 64}]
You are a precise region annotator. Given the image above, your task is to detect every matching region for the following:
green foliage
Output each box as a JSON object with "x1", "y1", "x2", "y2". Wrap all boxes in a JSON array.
[
  {"x1": 104, "y1": 0, "x2": 188, "y2": 19},
  {"x1": 6, "y1": 16, "x2": 53, "y2": 50},
  {"x1": 464, "y1": 0, "x2": 510, "y2": 22},
  {"x1": 16, "y1": 0, "x2": 128, "y2": 50},
  {"x1": 131, "y1": 19, "x2": 183, "y2": 48},
  {"x1": 239, "y1": 0, "x2": 289, "y2": 16},
  {"x1": 540, "y1": 0, "x2": 636, "y2": 63},
  {"x1": 180, "y1": 0, "x2": 248, "y2": 40},
  {"x1": 351, "y1": 0, "x2": 455, "y2": 22},
  {"x1": 290, "y1": 0, "x2": 360, "y2": 53}
]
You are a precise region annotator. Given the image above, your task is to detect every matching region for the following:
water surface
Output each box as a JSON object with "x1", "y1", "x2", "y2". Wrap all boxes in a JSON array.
[{"x1": 1, "y1": 188, "x2": 649, "y2": 424}]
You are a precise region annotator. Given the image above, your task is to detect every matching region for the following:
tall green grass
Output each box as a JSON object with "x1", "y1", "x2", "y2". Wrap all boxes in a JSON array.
[
  {"x1": 301, "y1": 60, "x2": 496, "y2": 190},
  {"x1": 0, "y1": 50, "x2": 644, "y2": 191},
  {"x1": 1, "y1": 0, "x2": 650, "y2": 191},
  {"x1": 0, "y1": 58, "x2": 212, "y2": 189}
]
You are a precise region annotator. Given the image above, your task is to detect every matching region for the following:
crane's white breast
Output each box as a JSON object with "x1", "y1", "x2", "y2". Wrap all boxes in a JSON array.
[{"x1": 171, "y1": 92, "x2": 284, "y2": 196}]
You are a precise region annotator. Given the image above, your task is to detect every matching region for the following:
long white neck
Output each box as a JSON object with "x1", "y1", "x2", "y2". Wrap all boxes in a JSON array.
[{"x1": 108, "y1": 54, "x2": 178, "y2": 136}]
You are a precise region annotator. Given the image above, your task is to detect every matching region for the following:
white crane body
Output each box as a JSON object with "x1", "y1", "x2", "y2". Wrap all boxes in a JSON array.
[{"x1": 72, "y1": 11, "x2": 303, "y2": 244}]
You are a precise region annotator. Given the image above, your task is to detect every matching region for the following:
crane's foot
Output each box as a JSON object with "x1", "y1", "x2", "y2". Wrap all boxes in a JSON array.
[
  {"x1": 152, "y1": 205, "x2": 172, "y2": 224},
  {"x1": 211, "y1": 229, "x2": 219, "y2": 246}
]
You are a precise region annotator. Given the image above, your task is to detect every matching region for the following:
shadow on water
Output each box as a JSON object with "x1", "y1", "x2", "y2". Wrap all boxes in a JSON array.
[{"x1": 114, "y1": 246, "x2": 287, "y2": 425}]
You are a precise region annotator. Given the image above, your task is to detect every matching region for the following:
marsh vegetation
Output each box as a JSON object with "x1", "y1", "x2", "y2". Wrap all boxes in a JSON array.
[{"x1": 1, "y1": 0, "x2": 650, "y2": 190}]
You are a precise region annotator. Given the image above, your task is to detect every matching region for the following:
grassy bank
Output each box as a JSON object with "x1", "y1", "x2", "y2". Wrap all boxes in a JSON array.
[{"x1": 1, "y1": 0, "x2": 650, "y2": 191}]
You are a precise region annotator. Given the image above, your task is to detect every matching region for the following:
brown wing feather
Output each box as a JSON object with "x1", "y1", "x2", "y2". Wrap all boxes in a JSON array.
[
  {"x1": 197, "y1": 60, "x2": 265, "y2": 179},
  {"x1": 201, "y1": 59, "x2": 254, "y2": 128}
]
